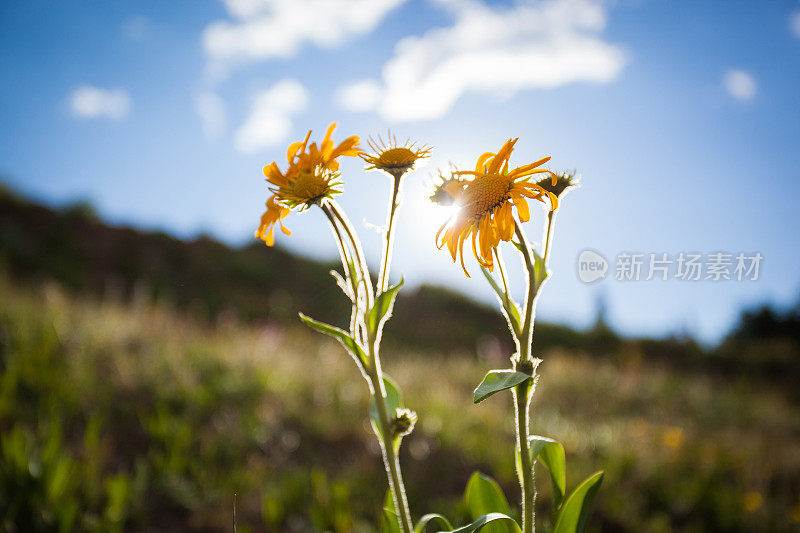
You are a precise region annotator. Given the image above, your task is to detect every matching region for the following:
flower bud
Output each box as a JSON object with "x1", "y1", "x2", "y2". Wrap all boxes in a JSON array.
[{"x1": 391, "y1": 408, "x2": 418, "y2": 438}]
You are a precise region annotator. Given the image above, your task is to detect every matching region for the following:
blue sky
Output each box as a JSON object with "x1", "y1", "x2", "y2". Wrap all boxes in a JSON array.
[{"x1": 1, "y1": 0, "x2": 799, "y2": 343}]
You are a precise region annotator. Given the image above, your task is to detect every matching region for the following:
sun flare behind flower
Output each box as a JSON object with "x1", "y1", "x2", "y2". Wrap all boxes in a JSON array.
[
  {"x1": 255, "y1": 122, "x2": 359, "y2": 246},
  {"x1": 434, "y1": 138, "x2": 557, "y2": 276}
]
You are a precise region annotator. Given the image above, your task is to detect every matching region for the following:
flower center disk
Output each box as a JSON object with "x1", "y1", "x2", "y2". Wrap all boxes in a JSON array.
[
  {"x1": 379, "y1": 147, "x2": 416, "y2": 168},
  {"x1": 463, "y1": 173, "x2": 512, "y2": 219},
  {"x1": 292, "y1": 171, "x2": 328, "y2": 200}
]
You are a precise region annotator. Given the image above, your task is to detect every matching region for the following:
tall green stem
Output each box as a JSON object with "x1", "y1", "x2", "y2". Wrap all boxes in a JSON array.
[
  {"x1": 367, "y1": 340, "x2": 413, "y2": 533},
  {"x1": 512, "y1": 220, "x2": 541, "y2": 533},
  {"x1": 325, "y1": 199, "x2": 413, "y2": 533},
  {"x1": 328, "y1": 201, "x2": 374, "y2": 308},
  {"x1": 377, "y1": 174, "x2": 402, "y2": 293},
  {"x1": 542, "y1": 211, "x2": 555, "y2": 267},
  {"x1": 514, "y1": 380, "x2": 535, "y2": 533},
  {"x1": 514, "y1": 222, "x2": 537, "y2": 354},
  {"x1": 321, "y1": 204, "x2": 363, "y2": 343}
]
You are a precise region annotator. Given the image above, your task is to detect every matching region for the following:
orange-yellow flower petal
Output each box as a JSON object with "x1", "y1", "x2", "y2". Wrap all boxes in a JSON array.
[{"x1": 432, "y1": 138, "x2": 555, "y2": 276}]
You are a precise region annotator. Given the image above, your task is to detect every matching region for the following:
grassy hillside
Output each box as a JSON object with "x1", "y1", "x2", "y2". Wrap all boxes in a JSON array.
[
  {"x1": 2, "y1": 273, "x2": 799, "y2": 531},
  {"x1": 2, "y1": 184, "x2": 800, "y2": 531}
]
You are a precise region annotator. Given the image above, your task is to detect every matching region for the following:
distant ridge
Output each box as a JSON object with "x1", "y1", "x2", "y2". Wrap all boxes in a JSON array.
[
  {"x1": 3, "y1": 182, "x2": 798, "y2": 388},
  {"x1": 0, "y1": 183, "x2": 513, "y2": 355}
]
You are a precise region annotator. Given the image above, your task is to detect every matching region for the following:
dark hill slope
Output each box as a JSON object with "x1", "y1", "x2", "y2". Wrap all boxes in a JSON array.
[{"x1": 0, "y1": 185, "x2": 509, "y2": 354}]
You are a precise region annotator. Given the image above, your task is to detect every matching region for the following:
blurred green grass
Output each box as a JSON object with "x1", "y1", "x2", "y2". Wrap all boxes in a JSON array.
[{"x1": 2, "y1": 273, "x2": 799, "y2": 532}]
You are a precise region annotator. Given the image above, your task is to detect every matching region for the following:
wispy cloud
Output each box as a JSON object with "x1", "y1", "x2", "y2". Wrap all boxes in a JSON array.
[
  {"x1": 723, "y1": 69, "x2": 757, "y2": 101},
  {"x1": 195, "y1": 91, "x2": 228, "y2": 139},
  {"x1": 203, "y1": 0, "x2": 407, "y2": 80},
  {"x1": 233, "y1": 79, "x2": 309, "y2": 153},
  {"x1": 68, "y1": 85, "x2": 131, "y2": 120},
  {"x1": 791, "y1": 10, "x2": 800, "y2": 38},
  {"x1": 336, "y1": 0, "x2": 626, "y2": 122},
  {"x1": 335, "y1": 79, "x2": 382, "y2": 113},
  {"x1": 122, "y1": 15, "x2": 152, "y2": 41}
]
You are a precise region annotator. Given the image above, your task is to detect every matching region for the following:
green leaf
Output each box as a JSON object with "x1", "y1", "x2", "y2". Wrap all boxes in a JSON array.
[
  {"x1": 463, "y1": 472, "x2": 516, "y2": 533},
  {"x1": 367, "y1": 278, "x2": 404, "y2": 336},
  {"x1": 444, "y1": 513, "x2": 521, "y2": 533},
  {"x1": 382, "y1": 508, "x2": 402, "y2": 533},
  {"x1": 369, "y1": 375, "x2": 403, "y2": 435},
  {"x1": 529, "y1": 436, "x2": 566, "y2": 509},
  {"x1": 415, "y1": 513, "x2": 453, "y2": 533},
  {"x1": 532, "y1": 249, "x2": 548, "y2": 292},
  {"x1": 552, "y1": 471, "x2": 604, "y2": 533},
  {"x1": 382, "y1": 490, "x2": 402, "y2": 533},
  {"x1": 473, "y1": 370, "x2": 530, "y2": 404},
  {"x1": 298, "y1": 313, "x2": 368, "y2": 368},
  {"x1": 479, "y1": 266, "x2": 522, "y2": 335},
  {"x1": 347, "y1": 259, "x2": 360, "y2": 294}
]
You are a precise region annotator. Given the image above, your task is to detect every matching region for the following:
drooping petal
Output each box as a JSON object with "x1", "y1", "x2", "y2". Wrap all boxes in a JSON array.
[
  {"x1": 459, "y1": 228, "x2": 471, "y2": 277},
  {"x1": 512, "y1": 193, "x2": 530, "y2": 222},
  {"x1": 547, "y1": 191, "x2": 559, "y2": 210}
]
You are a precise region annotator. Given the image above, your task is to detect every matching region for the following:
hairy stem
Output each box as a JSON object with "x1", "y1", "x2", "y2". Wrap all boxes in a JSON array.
[
  {"x1": 542, "y1": 210, "x2": 555, "y2": 267},
  {"x1": 367, "y1": 341, "x2": 413, "y2": 533},
  {"x1": 377, "y1": 174, "x2": 402, "y2": 293},
  {"x1": 328, "y1": 200, "x2": 374, "y2": 309},
  {"x1": 325, "y1": 199, "x2": 412, "y2": 533},
  {"x1": 514, "y1": 221, "x2": 537, "y2": 357},
  {"x1": 514, "y1": 381, "x2": 535, "y2": 533},
  {"x1": 321, "y1": 204, "x2": 364, "y2": 344},
  {"x1": 513, "y1": 220, "x2": 542, "y2": 533}
]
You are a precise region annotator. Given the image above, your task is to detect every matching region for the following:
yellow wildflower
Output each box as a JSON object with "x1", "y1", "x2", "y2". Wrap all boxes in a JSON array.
[
  {"x1": 435, "y1": 138, "x2": 556, "y2": 276},
  {"x1": 255, "y1": 123, "x2": 359, "y2": 246},
  {"x1": 360, "y1": 134, "x2": 431, "y2": 176}
]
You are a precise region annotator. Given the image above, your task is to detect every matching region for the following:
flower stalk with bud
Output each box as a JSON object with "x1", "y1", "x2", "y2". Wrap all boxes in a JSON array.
[
  {"x1": 256, "y1": 124, "x2": 429, "y2": 533},
  {"x1": 431, "y1": 140, "x2": 601, "y2": 533}
]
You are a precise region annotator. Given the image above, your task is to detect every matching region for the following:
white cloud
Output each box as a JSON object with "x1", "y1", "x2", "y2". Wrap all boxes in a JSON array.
[
  {"x1": 233, "y1": 79, "x2": 309, "y2": 153},
  {"x1": 69, "y1": 85, "x2": 131, "y2": 120},
  {"x1": 723, "y1": 69, "x2": 757, "y2": 101},
  {"x1": 336, "y1": 79, "x2": 382, "y2": 112},
  {"x1": 336, "y1": 0, "x2": 626, "y2": 122},
  {"x1": 790, "y1": 11, "x2": 800, "y2": 38},
  {"x1": 195, "y1": 91, "x2": 228, "y2": 139},
  {"x1": 203, "y1": 0, "x2": 407, "y2": 79}
]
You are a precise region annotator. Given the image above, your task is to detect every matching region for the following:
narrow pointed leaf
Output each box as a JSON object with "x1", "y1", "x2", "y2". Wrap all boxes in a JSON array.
[
  {"x1": 346, "y1": 259, "x2": 361, "y2": 299},
  {"x1": 415, "y1": 513, "x2": 453, "y2": 533},
  {"x1": 473, "y1": 370, "x2": 530, "y2": 404},
  {"x1": 442, "y1": 513, "x2": 521, "y2": 533},
  {"x1": 382, "y1": 509, "x2": 402, "y2": 533},
  {"x1": 529, "y1": 435, "x2": 566, "y2": 508},
  {"x1": 382, "y1": 489, "x2": 402, "y2": 533},
  {"x1": 532, "y1": 249, "x2": 548, "y2": 292},
  {"x1": 298, "y1": 313, "x2": 368, "y2": 367},
  {"x1": 367, "y1": 278, "x2": 404, "y2": 335},
  {"x1": 479, "y1": 266, "x2": 521, "y2": 335},
  {"x1": 552, "y1": 471, "x2": 604, "y2": 533}
]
